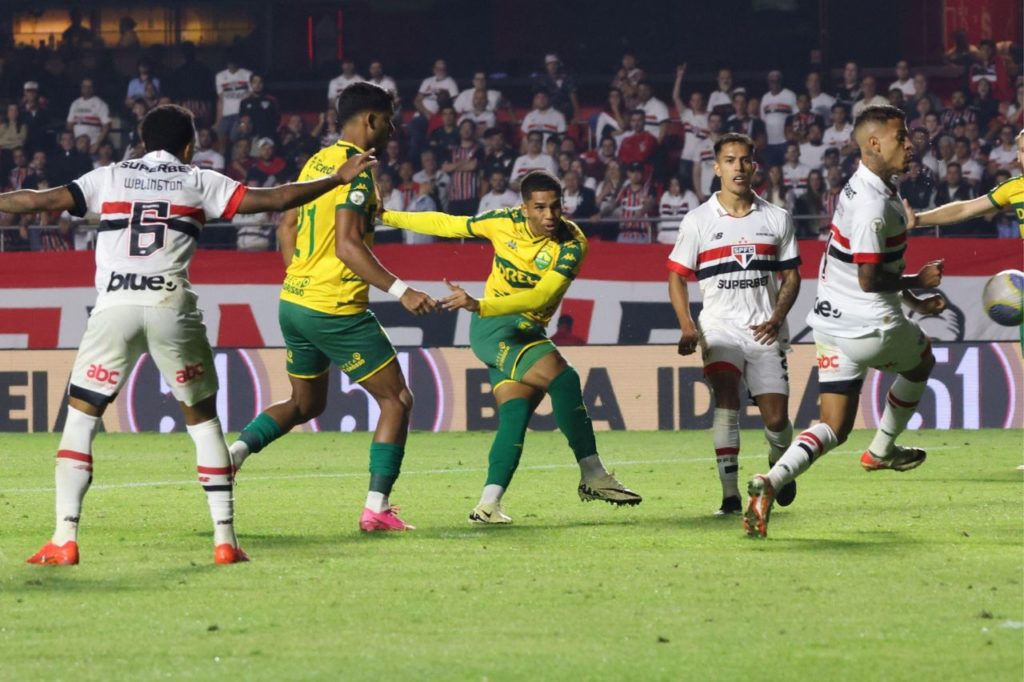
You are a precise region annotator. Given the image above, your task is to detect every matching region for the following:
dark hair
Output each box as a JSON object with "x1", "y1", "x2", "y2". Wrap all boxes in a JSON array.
[
  {"x1": 520, "y1": 170, "x2": 562, "y2": 200},
  {"x1": 714, "y1": 132, "x2": 755, "y2": 157},
  {"x1": 336, "y1": 81, "x2": 395, "y2": 125},
  {"x1": 141, "y1": 104, "x2": 195, "y2": 156},
  {"x1": 954, "y1": 136, "x2": 970, "y2": 146},
  {"x1": 853, "y1": 104, "x2": 905, "y2": 132},
  {"x1": 526, "y1": 130, "x2": 543, "y2": 142},
  {"x1": 945, "y1": 161, "x2": 961, "y2": 171}
]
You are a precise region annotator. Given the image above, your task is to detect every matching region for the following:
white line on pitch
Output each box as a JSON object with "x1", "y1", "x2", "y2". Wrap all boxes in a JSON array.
[{"x1": 0, "y1": 446, "x2": 962, "y2": 494}]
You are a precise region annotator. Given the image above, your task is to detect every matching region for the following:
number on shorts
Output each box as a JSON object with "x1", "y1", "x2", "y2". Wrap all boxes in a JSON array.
[{"x1": 129, "y1": 201, "x2": 170, "y2": 257}]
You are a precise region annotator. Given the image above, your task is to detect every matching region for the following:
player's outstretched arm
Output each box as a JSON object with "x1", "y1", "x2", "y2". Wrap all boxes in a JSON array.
[
  {"x1": 0, "y1": 186, "x2": 76, "y2": 215},
  {"x1": 334, "y1": 208, "x2": 437, "y2": 315},
  {"x1": 668, "y1": 271, "x2": 699, "y2": 356},
  {"x1": 380, "y1": 210, "x2": 477, "y2": 239},
  {"x1": 236, "y1": 149, "x2": 377, "y2": 214},
  {"x1": 905, "y1": 196, "x2": 996, "y2": 229},
  {"x1": 442, "y1": 270, "x2": 572, "y2": 317},
  {"x1": 751, "y1": 268, "x2": 801, "y2": 345}
]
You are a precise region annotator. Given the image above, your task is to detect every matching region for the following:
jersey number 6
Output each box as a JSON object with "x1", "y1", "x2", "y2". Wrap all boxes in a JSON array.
[{"x1": 129, "y1": 201, "x2": 170, "y2": 257}]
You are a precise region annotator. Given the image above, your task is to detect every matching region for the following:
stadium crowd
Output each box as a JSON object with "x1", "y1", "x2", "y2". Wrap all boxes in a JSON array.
[{"x1": 0, "y1": 13, "x2": 1021, "y2": 251}]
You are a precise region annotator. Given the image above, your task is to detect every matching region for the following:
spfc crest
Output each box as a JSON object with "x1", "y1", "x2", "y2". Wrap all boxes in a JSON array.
[{"x1": 731, "y1": 244, "x2": 756, "y2": 268}]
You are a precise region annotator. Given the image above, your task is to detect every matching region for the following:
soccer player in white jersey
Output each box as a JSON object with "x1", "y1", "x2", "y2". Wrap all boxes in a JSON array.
[
  {"x1": 744, "y1": 105, "x2": 945, "y2": 538},
  {"x1": 667, "y1": 132, "x2": 801, "y2": 515},
  {"x1": 0, "y1": 105, "x2": 375, "y2": 565}
]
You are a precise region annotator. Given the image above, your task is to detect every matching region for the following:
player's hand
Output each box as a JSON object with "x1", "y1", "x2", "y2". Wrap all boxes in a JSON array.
[
  {"x1": 677, "y1": 326, "x2": 699, "y2": 356},
  {"x1": 915, "y1": 259, "x2": 944, "y2": 288},
  {"x1": 441, "y1": 278, "x2": 480, "y2": 312},
  {"x1": 399, "y1": 287, "x2": 438, "y2": 315},
  {"x1": 334, "y1": 148, "x2": 377, "y2": 184},
  {"x1": 750, "y1": 318, "x2": 782, "y2": 345},
  {"x1": 908, "y1": 292, "x2": 947, "y2": 316},
  {"x1": 902, "y1": 199, "x2": 922, "y2": 230}
]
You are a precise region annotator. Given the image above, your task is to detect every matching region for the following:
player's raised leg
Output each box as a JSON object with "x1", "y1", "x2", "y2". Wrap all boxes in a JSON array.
[{"x1": 861, "y1": 348, "x2": 934, "y2": 472}]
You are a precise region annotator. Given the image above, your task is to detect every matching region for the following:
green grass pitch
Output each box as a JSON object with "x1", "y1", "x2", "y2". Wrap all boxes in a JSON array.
[{"x1": 1, "y1": 429, "x2": 1021, "y2": 680}]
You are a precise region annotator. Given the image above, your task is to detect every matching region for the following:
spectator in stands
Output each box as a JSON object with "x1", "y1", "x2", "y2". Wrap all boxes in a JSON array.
[
  {"x1": 279, "y1": 115, "x2": 315, "y2": 163},
  {"x1": 246, "y1": 137, "x2": 286, "y2": 186},
  {"x1": 6, "y1": 147, "x2": 29, "y2": 191},
  {"x1": 923, "y1": 111, "x2": 943, "y2": 144},
  {"x1": 0, "y1": 104, "x2": 27, "y2": 169},
  {"x1": 415, "y1": 59, "x2": 459, "y2": 118},
  {"x1": 380, "y1": 139, "x2": 403, "y2": 178},
  {"x1": 229, "y1": 114, "x2": 257, "y2": 153},
  {"x1": 672, "y1": 64, "x2": 709, "y2": 181},
  {"x1": 805, "y1": 71, "x2": 836, "y2": 120},
  {"x1": 611, "y1": 51, "x2": 645, "y2": 108},
  {"x1": 327, "y1": 59, "x2": 364, "y2": 105},
  {"x1": 428, "y1": 105, "x2": 460, "y2": 158},
  {"x1": 887, "y1": 87, "x2": 909, "y2": 117},
  {"x1": 908, "y1": 95, "x2": 934, "y2": 132},
  {"x1": 225, "y1": 138, "x2": 252, "y2": 182},
  {"x1": 239, "y1": 73, "x2": 280, "y2": 142},
  {"x1": 49, "y1": 130, "x2": 91, "y2": 186},
  {"x1": 561, "y1": 170, "x2": 596, "y2": 221},
  {"x1": 443, "y1": 119, "x2": 484, "y2": 215},
  {"x1": 550, "y1": 315, "x2": 585, "y2": 346},
  {"x1": 781, "y1": 142, "x2": 810, "y2": 198},
  {"x1": 989, "y1": 124, "x2": 1020, "y2": 173},
  {"x1": 793, "y1": 169, "x2": 826, "y2": 238},
  {"x1": 760, "y1": 70, "x2": 797, "y2": 166},
  {"x1": 889, "y1": 60, "x2": 916, "y2": 98},
  {"x1": 708, "y1": 68, "x2": 735, "y2": 117},
  {"x1": 367, "y1": 60, "x2": 399, "y2": 102},
  {"x1": 66, "y1": 78, "x2": 110, "y2": 153},
  {"x1": 900, "y1": 159, "x2": 935, "y2": 210},
  {"x1": 459, "y1": 90, "x2": 497, "y2": 133},
  {"x1": 118, "y1": 16, "x2": 140, "y2": 48},
  {"x1": 762, "y1": 165, "x2": 788, "y2": 209},
  {"x1": 482, "y1": 128, "x2": 515, "y2": 181},
  {"x1": 784, "y1": 92, "x2": 823, "y2": 144},
  {"x1": 617, "y1": 109, "x2": 658, "y2": 170},
  {"x1": 19, "y1": 82, "x2": 51, "y2": 157},
  {"x1": 168, "y1": 42, "x2": 215, "y2": 127},
  {"x1": 834, "y1": 61, "x2": 862, "y2": 111},
  {"x1": 582, "y1": 136, "x2": 618, "y2": 183},
  {"x1": 510, "y1": 130, "x2": 557, "y2": 189},
  {"x1": 970, "y1": 78, "x2": 1000, "y2": 133},
  {"x1": 556, "y1": 150, "x2": 574, "y2": 179},
  {"x1": 535, "y1": 54, "x2": 579, "y2": 122},
  {"x1": 726, "y1": 91, "x2": 767, "y2": 150},
  {"x1": 569, "y1": 158, "x2": 596, "y2": 192},
  {"x1": 74, "y1": 134, "x2": 93, "y2": 162},
  {"x1": 126, "y1": 60, "x2": 160, "y2": 111},
  {"x1": 521, "y1": 90, "x2": 567, "y2": 148},
  {"x1": 800, "y1": 122, "x2": 827, "y2": 170},
  {"x1": 594, "y1": 88, "x2": 627, "y2": 143},
  {"x1": 910, "y1": 127, "x2": 939, "y2": 176},
  {"x1": 478, "y1": 170, "x2": 518, "y2": 213},
  {"x1": 635, "y1": 81, "x2": 670, "y2": 142},
  {"x1": 378, "y1": 170, "x2": 405, "y2": 212},
  {"x1": 935, "y1": 134, "x2": 956, "y2": 175},
  {"x1": 407, "y1": 178, "x2": 438, "y2": 215},
  {"x1": 595, "y1": 159, "x2": 624, "y2": 219},
  {"x1": 656, "y1": 175, "x2": 699, "y2": 245},
  {"x1": 953, "y1": 136, "x2": 983, "y2": 186},
  {"x1": 413, "y1": 148, "x2": 450, "y2": 209},
  {"x1": 968, "y1": 39, "x2": 1011, "y2": 100},
  {"x1": 454, "y1": 71, "x2": 502, "y2": 115},
  {"x1": 911, "y1": 73, "x2": 943, "y2": 114},
  {"x1": 396, "y1": 160, "x2": 419, "y2": 207},
  {"x1": 61, "y1": 9, "x2": 98, "y2": 53},
  {"x1": 851, "y1": 76, "x2": 887, "y2": 119},
  {"x1": 94, "y1": 141, "x2": 115, "y2": 168},
  {"x1": 935, "y1": 161, "x2": 974, "y2": 205},
  {"x1": 312, "y1": 107, "x2": 341, "y2": 147},
  {"x1": 612, "y1": 162, "x2": 655, "y2": 243},
  {"x1": 215, "y1": 51, "x2": 252, "y2": 152},
  {"x1": 941, "y1": 90, "x2": 976, "y2": 132},
  {"x1": 692, "y1": 111, "x2": 725, "y2": 202}
]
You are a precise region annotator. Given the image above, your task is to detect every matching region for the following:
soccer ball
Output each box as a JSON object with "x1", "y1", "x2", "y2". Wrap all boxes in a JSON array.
[{"x1": 982, "y1": 269, "x2": 1024, "y2": 327}]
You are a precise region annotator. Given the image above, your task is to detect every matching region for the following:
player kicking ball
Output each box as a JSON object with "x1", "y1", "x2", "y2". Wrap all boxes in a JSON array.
[
  {"x1": 0, "y1": 104, "x2": 376, "y2": 564},
  {"x1": 744, "y1": 105, "x2": 945, "y2": 538},
  {"x1": 381, "y1": 171, "x2": 641, "y2": 524},
  {"x1": 667, "y1": 132, "x2": 801, "y2": 516},
  {"x1": 228, "y1": 83, "x2": 436, "y2": 532}
]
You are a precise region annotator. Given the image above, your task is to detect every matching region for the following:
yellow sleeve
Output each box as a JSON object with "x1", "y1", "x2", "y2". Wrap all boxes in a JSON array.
[
  {"x1": 479, "y1": 269, "x2": 572, "y2": 317},
  {"x1": 987, "y1": 177, "x2": 1019, "y2": 209},
  {"x1": 381, "y1": 210, "x2": 477, "y2": 238}
]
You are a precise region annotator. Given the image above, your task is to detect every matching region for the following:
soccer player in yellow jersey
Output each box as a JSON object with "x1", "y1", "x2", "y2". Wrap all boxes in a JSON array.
[
  {"x1": 382, "y1": 171, "x2": 641, "y2": 524},
  {"x1": 905, "y1": 128, "x2": 1024, "y2": 236},
  {"x1": 229, "y1": 83, "x2": 437, "y2": 532}
]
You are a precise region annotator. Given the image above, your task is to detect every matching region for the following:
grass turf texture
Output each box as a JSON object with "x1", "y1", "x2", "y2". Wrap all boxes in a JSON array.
[{"x1": 1, "y1": 429, "x2": 1021, "y2": 680}]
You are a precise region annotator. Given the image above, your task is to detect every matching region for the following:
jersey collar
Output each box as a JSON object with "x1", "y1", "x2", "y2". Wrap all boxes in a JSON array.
[
  {"x1": 855, "y1": 163, "x2": 896, "y2": 198},
  {"x1": 143, "y1": 150, "x2": 184, "y2": 163},
  {"x1": 335, "y1": 139, "x2": 366, "y2": 153},
  {"x1": 710, "y1": 192, "x2": 759, "y2": 218}
]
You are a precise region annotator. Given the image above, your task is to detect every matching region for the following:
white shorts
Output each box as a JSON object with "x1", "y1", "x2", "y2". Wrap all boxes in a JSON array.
[
  {"x1": 700, "y1": 325, "x2": 790, "y2": 397},
  {"x1": 69, "y1": 305, "x2": 218, "y2": 407},
  {"x1": 813, "y1": 320, "x2": 930, "y2": 393}
]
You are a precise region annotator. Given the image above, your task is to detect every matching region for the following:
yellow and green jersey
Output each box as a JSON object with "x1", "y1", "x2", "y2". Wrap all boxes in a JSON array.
[
  {"x1": 381, "y1": 207, "x2": 587, "y2": 325},
  {"x1": 280, "y1": 140, "x2": 378, "y2": 315},
  {"x1": 987, "y1": 175, "x2": 1024, "y2": 238}
]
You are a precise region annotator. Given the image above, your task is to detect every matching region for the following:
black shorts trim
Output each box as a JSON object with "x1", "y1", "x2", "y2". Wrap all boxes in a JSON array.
[
  {"x1": 819, "y1": 378, "x2": 864, "y2": 395},
  {"x1": 69, "y1": 383, "x2": 115, "y2": 407}
]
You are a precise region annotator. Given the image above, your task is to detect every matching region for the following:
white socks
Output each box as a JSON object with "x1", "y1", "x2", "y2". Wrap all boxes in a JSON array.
[
  {"x1": 868, "y1": 376, "x2": 927, "y2": 457},
  {"x1": 765, "y1": 422, "x2": 793, "y2": 465},
  {"x1": 713, "y1": 408, "x2": 740, "y2": 498},
  {"x1": 52, "y1": 407, "x2": 100, "y2": 545},
  {"x1": 365, "y1": 491, "x2": 390, "y2": 513},
  {"x1": 766, "y1": 423, "x2": 838, "y2": 493},
  {"x1": 578, "y1": 454, "x2": 608, "y2": 478},
  {"x1": 227, "y1": 440, "x2": 251, "y2": 469},
  {"x1": 187, "y1": 418, "x2": 237, "y2": 547},
  {"x1": 479, "y1": 484, "x2": 505, "y2": 506}
]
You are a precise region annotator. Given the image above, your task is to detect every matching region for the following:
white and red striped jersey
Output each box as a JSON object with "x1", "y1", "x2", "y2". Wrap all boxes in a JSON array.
[
  {"x1": 215, "y1": 68, "x2": 252, "y2": 117},
  {"x1": 448, "y1": 142, "x2": 484, "y2": 202},
  {"x1": 66, "y1": 96, "x2": 111, "y2": 146},
  {"x1": 809, "y1": 164, "x2": 909, "y2": 337},
  {"x1": 760, "y1": 89, "x2": 797, "y2": 145},
  {"x1": 67, "y1": 150, "x2": 247, "y2": 312},
  {"x1": 520, "y1": 108, "x2": 567, "y2": 144},
  {"x1": 667, "y1": 193, "x2": 800, "y2": 338}
]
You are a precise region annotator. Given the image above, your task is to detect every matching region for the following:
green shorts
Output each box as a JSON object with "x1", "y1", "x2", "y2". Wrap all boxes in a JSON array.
[
  {"x1": 469, "y1": 312, "x2": 556, "y2": 388},
  {"x1": 279, "y1": 300, "x2": 396, "y2": 383}
]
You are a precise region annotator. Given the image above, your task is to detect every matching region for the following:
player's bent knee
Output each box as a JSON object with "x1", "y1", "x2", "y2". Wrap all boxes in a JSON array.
[
  {"x1": 398, "y1": 387, "x2": 414, "y2": 414},
  {"x1": 903, "y1": 352, "x2": 935, "y2": 382},
  {"x1": 295, "y1": 395, "x2": 327, "y2": 422},
  {"x1": 763, "y1": 415, "x2": 789, "y2": 433}
]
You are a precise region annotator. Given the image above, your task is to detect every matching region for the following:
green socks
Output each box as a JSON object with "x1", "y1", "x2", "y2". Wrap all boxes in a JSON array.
[
  {"x1": 238, "y1": 413, "x2": 283, "y2": 455},
  {"x1": 485, "y1": 398, "x2": 532, "y2": 487},
  {"x1": 548, "y1": 365, "x2": 597, "y2": 462},
  {"x1": 369, "y1": 442, "x2": 405, "y2": 495}
]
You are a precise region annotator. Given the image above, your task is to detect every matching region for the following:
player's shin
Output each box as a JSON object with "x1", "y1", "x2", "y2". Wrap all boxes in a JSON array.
[
  {"x1": 548, "y1": 366, "x2": 603, "y2": 473},
  {"x1": 188, "y1": 418, "x2": 237, "y2": 548},
  {"x1": 481, "y1": 398, "x2": 531, "y2": 504},
  {"x1": 868, "y1": 376, "x2": 927, "y2": 457},
  {"x1": 367, "y1": 442, "x2": 404, "y2": 512},
  {"x1": 765, "y1": 423, "x2": 838, "y2": 492},
  {"x1": 713, "y1": 408, "x2": 740, "y2": 498},
  {"x1": 52, "y1": 406, "x2": 101, "y2": 545},
  {"x1": 230, "y1": 412, "x2": 284, "y2": 467},
  {"x1": 765, "y1": 422, "x2": 793, "y2": 465}
]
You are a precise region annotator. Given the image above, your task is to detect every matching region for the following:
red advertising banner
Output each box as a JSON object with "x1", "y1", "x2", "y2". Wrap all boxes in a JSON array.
[{"x1": 945, "y1": 0, "x2": 1023, "y2": 47}]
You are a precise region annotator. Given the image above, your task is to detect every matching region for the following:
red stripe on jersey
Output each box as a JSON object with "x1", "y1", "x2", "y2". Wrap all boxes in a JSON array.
[
  {"x1": 57, "y1": 450, "x2": 92, "y2": 463},
  {"x1": 221, "y1": 184, "x2": 248, "y2": 220},
  {"x1": 704, "y1": 362, "x2": 742, "y2": 376},
  {"x1": 832, "y1": 224, "x2": 906, "y2": 251},
  {"x1": 853, "y1": 253, "x2": 883, "y2": 263},
  {"x1": 101, "y1": 202, "x2": 207, "y2": 223},
  {"x1": 666, "y1": 259, "x2": 694, "y2": 277},
  {"x1": 829, "y1": 224, "x2": 850, "y2": 249},
  {"x1": 196, "y1": 466, "x2": 233, "y2": 475},
  {"x1": 697, "y1": 243, "x2": 777, "y2": 264}
]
